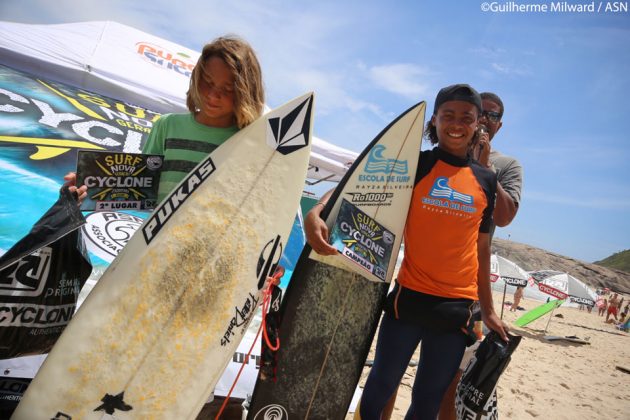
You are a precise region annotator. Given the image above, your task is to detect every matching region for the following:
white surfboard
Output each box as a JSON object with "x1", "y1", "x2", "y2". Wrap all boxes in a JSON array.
[
  {"x1": 13, "y1": 92, "x2": 314, "y2": 420},
  {"x1": 309, "y1": 102, "x2": 426, "y2": 283}
]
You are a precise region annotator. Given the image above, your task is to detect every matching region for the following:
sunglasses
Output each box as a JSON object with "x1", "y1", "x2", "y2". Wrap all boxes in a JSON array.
[{"x1": 482, "y1": 110, "x2": 501, "y2": 123}]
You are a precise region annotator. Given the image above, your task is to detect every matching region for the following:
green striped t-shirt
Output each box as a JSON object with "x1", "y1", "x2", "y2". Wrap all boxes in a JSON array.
[{"x1": 142, "y1": 113, "x2": 238, "y2": 203}]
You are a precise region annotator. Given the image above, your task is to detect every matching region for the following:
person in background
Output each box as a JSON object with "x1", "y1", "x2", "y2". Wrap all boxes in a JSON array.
[
  {"x1": 510, "y1": 286, "x2": 525, "y2": 312},
  {"x1": 307, "y1": 84, "x2": 509, "y2": 419},
  {"x1": 621, "y1": 302, "x2": 629, "y2": 320},
  {"x1": 606, "y1": 293, "x2": 620, "y2": 323},
  {"x1": 598, "y1": 298, "x2": 608, "y2": 317},
  {"x1": 472, "y1": 92, "x2": 523, "y2": 235}
]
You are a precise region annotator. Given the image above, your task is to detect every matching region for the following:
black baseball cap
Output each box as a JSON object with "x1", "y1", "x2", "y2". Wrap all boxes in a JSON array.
[{"x1": 434, "y1": 84, "x2": 482, "y2": 114}]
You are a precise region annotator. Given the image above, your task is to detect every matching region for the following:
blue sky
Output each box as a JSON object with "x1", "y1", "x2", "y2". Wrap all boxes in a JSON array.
[{"x1": 1, "y1": 0, "x2": 628, "y2": 263}]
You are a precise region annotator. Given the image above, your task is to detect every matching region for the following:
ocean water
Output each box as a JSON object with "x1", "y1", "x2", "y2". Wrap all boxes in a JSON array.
[{"x1": 0, "y1": 153, "x2": 61, "y2": 254}]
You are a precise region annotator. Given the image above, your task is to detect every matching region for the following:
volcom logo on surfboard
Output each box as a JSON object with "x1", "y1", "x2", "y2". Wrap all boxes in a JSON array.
[
  {"x1": 254, "y1": 404, "x2": 289, "y2": 420},
  {"x1": 266, "y1": 96, "x2": 312, "y2": 155},
  {"x1": 256, "y1": 235, "x2": 283, "y2": 289}
]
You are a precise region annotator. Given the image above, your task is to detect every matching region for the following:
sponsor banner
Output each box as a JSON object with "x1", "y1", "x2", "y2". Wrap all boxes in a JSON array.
[
  {"x1": 82, "y1": 212, "x2": 144, "y2": 263},
  {"x1": 0, "y1": 63, "x2": 159, "y2": 255},
  {"x1": 0, "y1": 303, "x2": 77, "y2": 328},
  {"x1": 0, "y1": 376, "x2": 31, "y2": 415},
  {"x1": 0, "y1": 63, "x2": 159, "y2": 161},
  {"x1": 76, "y1": 151, "x2": 163, "y2": 211},
  {"x1": 538, "y1": 283, "x2": 568, "y2": 300},
  {"x1": 329, "y1": 199, "x2": 395, "y2": 281},
  {"x1": 503, "y1": 277, "x2": 529, "y2": 287},
  {"x1": 570, "y1": 296, "x2": 595, "y2": 307},
  {"x1": 0, "y1": 247, "x2": 52, "y2": 297}
]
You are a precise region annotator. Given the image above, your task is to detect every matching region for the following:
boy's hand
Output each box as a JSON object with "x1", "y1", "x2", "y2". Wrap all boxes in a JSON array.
[
  {"x1": 483, "y1": 311, "x2": 510, "y2": 342},
  {"x1": 304, "y1": 210, "x2": 337, "y2": 256},
  {"x1": 63, "y1": 172, "x2": 88, "y2": 205}
]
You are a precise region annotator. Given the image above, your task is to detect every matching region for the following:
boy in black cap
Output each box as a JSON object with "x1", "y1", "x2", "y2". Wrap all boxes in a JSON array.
[{"x1": 306, "y1": 84, "x2": 508, "y2": 419}]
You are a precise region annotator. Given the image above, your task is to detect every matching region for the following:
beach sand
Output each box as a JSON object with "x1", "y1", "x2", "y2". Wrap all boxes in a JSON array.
[
  {"x1": 347, "y1": 292, "x2": 630, "y2": 420},
  {"x1": 200, "y1": 291, "x2": 629, "y2": 419}
]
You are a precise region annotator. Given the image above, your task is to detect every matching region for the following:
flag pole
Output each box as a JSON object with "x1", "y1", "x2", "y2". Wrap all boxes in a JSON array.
[
  {"x1": 544, "y1": 304, "x2": 558, "y2": 333},
  {"x1": 500, "y1": 282, "x2": 507, "y2": 319}
]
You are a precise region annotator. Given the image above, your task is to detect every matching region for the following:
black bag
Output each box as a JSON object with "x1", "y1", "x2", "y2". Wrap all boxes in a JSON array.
[
  {"x1": 0, "y1": 186, "x2": 92, "y2": 359},
  {"x1": 384, "y1": 283, "x2": 475, "y2": 333},
  {"x1": 455, "y1": 331, "x2": 522, "y2": 419}
]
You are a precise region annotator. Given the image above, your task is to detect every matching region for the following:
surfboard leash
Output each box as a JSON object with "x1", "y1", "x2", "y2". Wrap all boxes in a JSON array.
[
  {"x1": 259, "y1": 274, "x2": 283, "y2": 386},
  {"x1": 215, "y1": 280, "x2": 280, "y2": 419}
]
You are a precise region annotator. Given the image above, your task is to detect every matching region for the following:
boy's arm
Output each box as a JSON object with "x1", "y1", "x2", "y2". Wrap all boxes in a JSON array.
[
  {"x1": 477, "y1": 232, "x2": 509, "y2": 341},
  {"x1": 304, "y1": 188, "x2": 337, "y2": 255},
  {"x1": 493, "y1": 183, "x2": 517, "y2": 227},
  {"x1": 493, "y1": 159, "x2": 523, "y2": 227}
]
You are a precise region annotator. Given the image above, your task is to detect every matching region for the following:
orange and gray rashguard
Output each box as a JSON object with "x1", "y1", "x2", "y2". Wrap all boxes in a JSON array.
[{"x1": 397, "y1": 147, "x2": 497, "y2": 301}]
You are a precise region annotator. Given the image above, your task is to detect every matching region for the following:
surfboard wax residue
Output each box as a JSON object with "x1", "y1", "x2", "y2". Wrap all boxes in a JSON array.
[
  {"x1": 62, "y1": 193, "x2": 260, "y2": 416},
  {"x1": 54, "y1": 147, "x2": 297, "y2": 417}
]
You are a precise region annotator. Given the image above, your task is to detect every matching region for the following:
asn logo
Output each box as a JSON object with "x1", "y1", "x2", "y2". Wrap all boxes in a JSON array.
[
  {"x1": 136, "y1": 42, "x2": 195, "y2": 77},
  {"x1": 0, "y1": 247, "x2": 51, "y2": 297},
  {"x1": 266, "y1": 96, "x2": 312, "y2": 155},
  {"x1": 429, "y1": 177, "x2": 473, "y2": 204},
  {"x1": 254, "y1": 404, "x2": 289, "y2": 420},
  {"x1": 364, "y1": 145, "x2": 408, "y2": 175}
]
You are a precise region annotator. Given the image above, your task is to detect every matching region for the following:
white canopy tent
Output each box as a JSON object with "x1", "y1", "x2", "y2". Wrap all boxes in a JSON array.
[{"x1": 0, "y1": 20, "x2": 357, "y2": 183}]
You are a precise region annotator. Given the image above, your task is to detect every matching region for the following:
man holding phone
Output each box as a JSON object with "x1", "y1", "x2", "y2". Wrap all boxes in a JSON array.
[{"x1": 472, "y1": 92, "x2": 523, "y2": 238}]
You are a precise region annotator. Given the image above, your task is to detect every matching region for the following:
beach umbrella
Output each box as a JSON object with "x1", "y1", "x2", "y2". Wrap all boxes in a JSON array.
[
  {"x1": 529, "y1": 270, "x2": 596, "y2": 307},
  {"x1": 491, "y1": 255, "x2": 530, "y2": 287},
  {"x1": 490, "y1": 255, "x2": 531, "y2": 318}
]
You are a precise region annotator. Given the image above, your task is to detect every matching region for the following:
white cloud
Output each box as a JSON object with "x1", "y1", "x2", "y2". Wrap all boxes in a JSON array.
[
  {"x1": 490, "y1": 62, "x2": 531, "y2": 77},
  {"x1": 368, "y1": 64, "x2": 431, "y2": 99}
]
